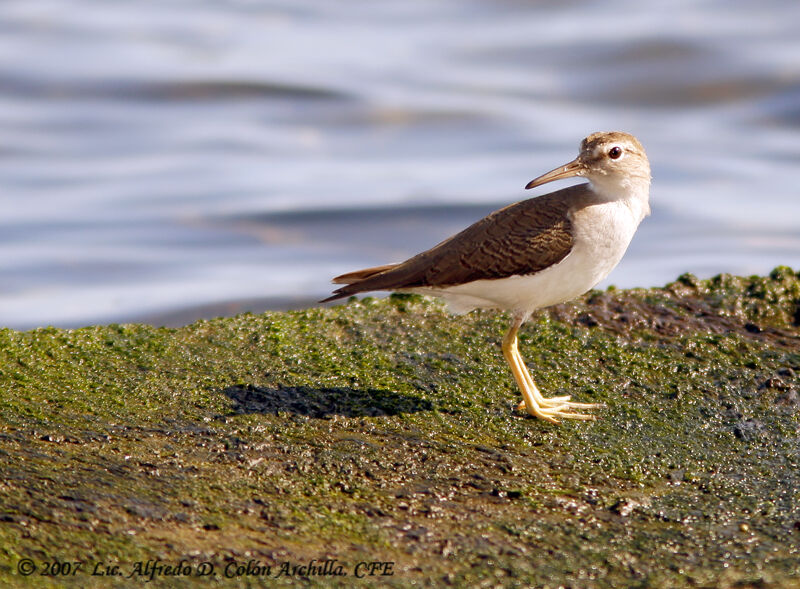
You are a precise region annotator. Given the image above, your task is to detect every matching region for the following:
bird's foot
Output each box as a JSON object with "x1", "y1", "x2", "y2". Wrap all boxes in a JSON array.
[
  {"x1": 516, "y1": 398, "x2": 604, "y2": 411},
  {"x1": 515, "y1": 399, "x2": 604, "y2": 423},
  {"x1": 537, "y1": 394, "x2": 571, "y2": 405}
]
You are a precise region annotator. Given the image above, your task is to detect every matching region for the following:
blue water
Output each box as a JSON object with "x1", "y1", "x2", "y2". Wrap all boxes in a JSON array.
[{"x1": 1, "y1": 0, "x2": 799, "y2": 329}]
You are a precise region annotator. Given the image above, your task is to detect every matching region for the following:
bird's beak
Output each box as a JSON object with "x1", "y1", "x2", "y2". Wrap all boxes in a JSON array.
[{"x1": 525, "y1": 158, "x2": 585, "y2": 190}]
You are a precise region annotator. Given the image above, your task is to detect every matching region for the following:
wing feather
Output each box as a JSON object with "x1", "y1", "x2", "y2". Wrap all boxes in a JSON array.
[{"x1": 321, "y1": 187, "x2": 582, "y2": 302}]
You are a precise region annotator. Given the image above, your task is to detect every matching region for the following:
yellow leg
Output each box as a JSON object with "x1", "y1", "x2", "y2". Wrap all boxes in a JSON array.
[{"x1": 501, "y1": 316, "x2": 603, "y2": 423}]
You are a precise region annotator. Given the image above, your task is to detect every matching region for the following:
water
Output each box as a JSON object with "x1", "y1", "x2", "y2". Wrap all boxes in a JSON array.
[{"x1": 1, "y1": 0, "x2": 799, "y2": 329}]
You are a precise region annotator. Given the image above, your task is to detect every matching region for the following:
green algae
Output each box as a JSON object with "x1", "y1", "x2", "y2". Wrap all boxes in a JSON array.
[{"x1": 0, "y1": 268, "x2": 798, "y2": 588}]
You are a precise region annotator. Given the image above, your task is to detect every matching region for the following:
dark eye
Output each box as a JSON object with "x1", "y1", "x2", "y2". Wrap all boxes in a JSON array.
[{"x1": 608, "y1": 146, "x2": 623, "y2": 159}]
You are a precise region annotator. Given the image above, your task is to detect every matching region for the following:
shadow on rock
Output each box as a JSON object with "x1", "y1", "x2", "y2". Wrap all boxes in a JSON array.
[{"x1": 222, "y1": 384, "x2": 433, "y2": 418}]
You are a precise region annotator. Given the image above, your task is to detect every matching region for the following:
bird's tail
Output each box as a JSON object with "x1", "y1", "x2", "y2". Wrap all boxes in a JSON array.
[{"x1": 319, "y1": 263, "x2": 399, "y2": 303}]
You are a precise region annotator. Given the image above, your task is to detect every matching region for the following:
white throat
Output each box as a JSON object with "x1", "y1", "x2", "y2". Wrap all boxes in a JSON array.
[{"x1": 587, "y1": 174, "x2": 651, "y2": 224}]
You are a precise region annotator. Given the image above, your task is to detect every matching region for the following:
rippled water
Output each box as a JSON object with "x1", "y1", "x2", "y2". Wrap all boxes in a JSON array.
[{"x1": 1, "y1": 0, "x2": 799, "y2": 329}]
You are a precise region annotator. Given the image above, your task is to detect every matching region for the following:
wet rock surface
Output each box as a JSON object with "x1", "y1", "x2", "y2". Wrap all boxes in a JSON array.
[{"x1": 0, "y1": 268, "x2": 798, "y2": 587}]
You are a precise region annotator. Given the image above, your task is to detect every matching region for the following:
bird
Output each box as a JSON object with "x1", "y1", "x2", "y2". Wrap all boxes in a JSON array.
[{"x1": 321, "y1": 132, "x2": 651, "y2": 423}]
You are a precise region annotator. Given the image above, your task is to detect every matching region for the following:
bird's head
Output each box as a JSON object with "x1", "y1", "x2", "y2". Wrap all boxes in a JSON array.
[{"x1": 526, "y1": 131, "x2": 651, "y2": 200}]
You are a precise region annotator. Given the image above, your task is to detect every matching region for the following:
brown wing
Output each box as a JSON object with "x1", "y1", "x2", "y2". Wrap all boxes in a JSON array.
[{"x1": 321, "y1": 187, "x2": 580, "y2": 302}]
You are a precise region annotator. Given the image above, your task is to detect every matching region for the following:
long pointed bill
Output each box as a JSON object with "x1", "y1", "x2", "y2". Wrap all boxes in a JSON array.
[{"x1": 525, "y1": 158, "x2": 585, "y2": 190}]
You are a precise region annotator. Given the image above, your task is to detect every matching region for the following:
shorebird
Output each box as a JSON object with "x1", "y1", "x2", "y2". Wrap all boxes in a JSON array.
[{"x1": 321, "y1": 132, "x2": 651, "y2": 423}]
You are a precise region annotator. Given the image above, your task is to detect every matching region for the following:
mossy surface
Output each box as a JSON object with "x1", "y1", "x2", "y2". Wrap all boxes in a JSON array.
[{"x1": 0, "y1": 268, "x2": 798, "y2": 588}]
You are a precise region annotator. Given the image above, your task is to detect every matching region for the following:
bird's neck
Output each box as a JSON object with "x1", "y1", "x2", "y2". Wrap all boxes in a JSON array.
[{"x1": 587, "y1": 176, "x2": 651, "y2": 224}]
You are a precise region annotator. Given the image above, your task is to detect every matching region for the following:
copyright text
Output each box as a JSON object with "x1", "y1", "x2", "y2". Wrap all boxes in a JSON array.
[{"x1": 16, "y1": 558, "x2": 395, "y2": 580}]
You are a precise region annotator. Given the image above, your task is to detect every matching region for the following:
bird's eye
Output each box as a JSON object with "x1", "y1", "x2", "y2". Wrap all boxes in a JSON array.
[{"x1": 608, "y1": 146, "x2": 623, "y2": 159}]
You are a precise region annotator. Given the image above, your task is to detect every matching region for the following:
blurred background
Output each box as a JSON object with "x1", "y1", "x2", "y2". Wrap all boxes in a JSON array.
[{"x1": 1, "y1": 0, "x2": 799, "y2": 330}]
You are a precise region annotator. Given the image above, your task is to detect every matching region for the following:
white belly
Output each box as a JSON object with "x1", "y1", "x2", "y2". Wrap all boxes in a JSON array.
[{"x1": 411, "y1": 199, "x2": 643, "y2": 315}]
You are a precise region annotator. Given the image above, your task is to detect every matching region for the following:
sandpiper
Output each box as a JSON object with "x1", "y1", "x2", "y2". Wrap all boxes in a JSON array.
[{"x1": 321, "y1": 132, "x2": 651, "y2": 423}]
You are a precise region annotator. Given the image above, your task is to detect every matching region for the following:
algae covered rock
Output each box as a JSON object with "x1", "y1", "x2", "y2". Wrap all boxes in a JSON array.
[{"x1": 0, "y1": 269, "x2": 798, "y2": 587}]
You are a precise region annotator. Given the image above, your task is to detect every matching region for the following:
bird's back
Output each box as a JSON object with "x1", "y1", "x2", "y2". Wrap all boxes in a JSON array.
[{"x1": 321, "y1": 186, "x2": 590, "y2": 302}]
